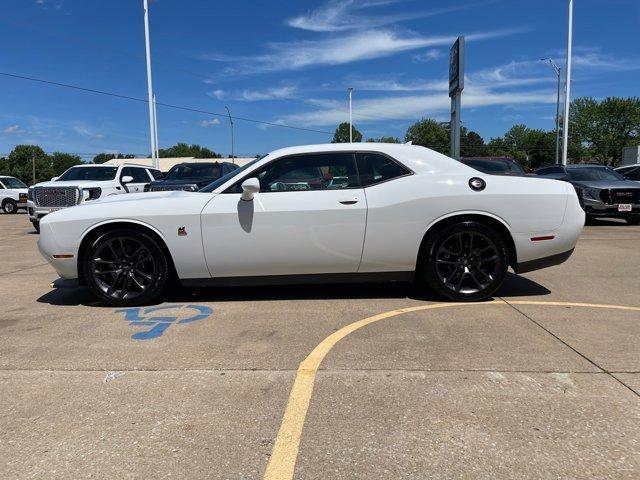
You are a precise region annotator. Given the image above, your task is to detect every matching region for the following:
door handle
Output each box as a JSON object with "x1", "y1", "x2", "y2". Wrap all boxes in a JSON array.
[{"x1": 339, "y1": 197, "x2": 359, "y2": 205}]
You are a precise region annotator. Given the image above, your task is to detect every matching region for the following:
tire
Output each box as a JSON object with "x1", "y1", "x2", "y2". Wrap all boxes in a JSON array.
[
  {"x1": 584, "y1": 214, "x2": 597, "y2": 226},
  {"x1": 31, "y1": 220, "x2": 40, "y2": 233},
  {"x1": 82, "y1": 229, "x2": 170, "y2": 307},
  {"x1": 421, "y1": 221, "x2": 509, "y2": 302},
  {"x1": 2, "y1": 199, "x2": 17, "y2": 214},
  {"x1": 625, "y1": 214, "x2": 640, "y2": 225}
]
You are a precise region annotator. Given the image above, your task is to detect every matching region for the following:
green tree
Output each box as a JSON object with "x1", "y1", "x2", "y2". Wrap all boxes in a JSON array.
[
  {"x1": 158, "y1": 143, "x2": 221, "y2": 158},
  {"x1": 366, "y1": 136, "x2": 400, "y2": 143},
  {"x1": 461, "y1": 130, "x2": 488, "y2": 157},
  {"x1": 332, "y1": 122, "x2": 362, "y2": 143},
  {"x1": 569, "y1": 96, "x2": 640, "y2": 166},
  {"x1": 49, "y1": 152, "x2": 82, "y2": 176},
  {"x1": 92, "y1": 153, "x2": 136, "y2": 164},
  {"x1": 404, "y1": 118, "x2": 448, "y2": 154},
  {"x1": 3, "y1": 145, "x2": 50, "y2": 185}
]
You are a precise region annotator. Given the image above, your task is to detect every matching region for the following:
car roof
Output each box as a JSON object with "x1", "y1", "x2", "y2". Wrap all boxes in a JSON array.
[
  {"x1": 565, "y1": 164, "x2": 611, "y2": 169},
  {"x1": 68, "y1": 163, "x2": 149, "y2": 168},
  {"x1": 261, "y1": 143, "x2": 467, "y2": 175}
]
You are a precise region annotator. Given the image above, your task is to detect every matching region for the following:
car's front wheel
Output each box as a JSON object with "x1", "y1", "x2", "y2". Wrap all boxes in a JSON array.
[
  {"x1": 2, "y1": 199, "x2": 17, "y2": 214},
  {"x1": 625, "y1": 214, "x2": 640, "y2": 225},
  {"x1": 83, "y1": 229, "x2": 170, "y2": 306},
  {"x1": 421, "y1": 221, "x2": 509, "y2": 302}
]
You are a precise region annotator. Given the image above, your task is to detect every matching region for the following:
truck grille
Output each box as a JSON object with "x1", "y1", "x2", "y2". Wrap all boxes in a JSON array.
[
  {"x1": 34, "y1": 186, "x2": 81, "y2": 207},
  {"x1": 149, "y1": 184, "x2": 197, "y2": 192},
  {"x1": 600, "y1": 189, "x2": 640, "y2": 205}
]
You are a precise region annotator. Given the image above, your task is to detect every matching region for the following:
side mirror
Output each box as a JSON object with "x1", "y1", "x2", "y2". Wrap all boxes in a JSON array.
[
  {"x1": 241, "y1": 177, "x2": 260, "y2": 201},
  {"x1": 121, "y1": 175, "x2": 134, "y2": 184},
  {"x1": 51, "y1": 176, "x2": 59, "y2": 182}
]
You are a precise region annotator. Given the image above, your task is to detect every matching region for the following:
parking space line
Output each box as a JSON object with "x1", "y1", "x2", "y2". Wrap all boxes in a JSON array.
[{"x1": 263, "y1": 300, "x2": 640, "y2": 480}]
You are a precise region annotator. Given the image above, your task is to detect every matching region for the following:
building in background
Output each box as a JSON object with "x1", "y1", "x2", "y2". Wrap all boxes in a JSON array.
[{"x1": 622, "y1": 146, "x2": 640, "y2": 166}]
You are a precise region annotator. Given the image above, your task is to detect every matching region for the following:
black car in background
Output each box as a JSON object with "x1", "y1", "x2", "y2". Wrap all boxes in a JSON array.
[
  {"x1": 535, "y1": 164, "x2": 640, "y2": 225},
  {"x1": 459, "y1": 157, "x2": 528, "y2": 176},
  {"x1": 145, "y1": 162, "x2": 238, "y2": 192}
]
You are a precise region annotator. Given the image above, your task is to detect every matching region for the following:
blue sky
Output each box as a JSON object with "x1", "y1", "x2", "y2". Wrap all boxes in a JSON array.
[{"x1": 1, "y1": 0, "x2": 639, "y2": 160}]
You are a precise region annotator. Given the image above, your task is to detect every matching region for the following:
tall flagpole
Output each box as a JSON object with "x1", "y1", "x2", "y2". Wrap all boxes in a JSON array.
[
  {"x1": 561, "y1": 0, "x2": 573, "y2": 166},
  {"x1": 152, "y1": 93, "x2": 160, "y2": 160},
  {"x1": 143, "y1": 0, "x2": 158, "y2": 169},
  {"x1": 348, "y1": 87, "x2": 353, "y2": 143}
]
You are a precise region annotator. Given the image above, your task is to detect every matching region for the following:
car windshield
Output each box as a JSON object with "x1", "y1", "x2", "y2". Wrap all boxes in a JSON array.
[
  {"x1": 199, "y1": 157, "x2": 262, "y2": 192},
  {"x1": 569, "y1": 167, "x2": 626, "y2": 182},
  {"x1": 58, "y1": 166, "x2": 118, "y2": 181},
  {"x1": 1, "y1": 177, "x2": 27, "y2": 188},
  {"x1": 465, "y1": 159, "x2": 525, "y2": 175},
  {"x1": 165, "y1": 163, "x2": 222, "y2": 180}
]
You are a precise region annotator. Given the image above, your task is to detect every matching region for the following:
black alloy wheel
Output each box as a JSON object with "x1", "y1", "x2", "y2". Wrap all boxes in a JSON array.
[
  {"x1": 422, "y1": 221, "x2": 509, "y2": 301},
  {"x1": 83, "y1": 229, "x2": 169, "y2": 306}
]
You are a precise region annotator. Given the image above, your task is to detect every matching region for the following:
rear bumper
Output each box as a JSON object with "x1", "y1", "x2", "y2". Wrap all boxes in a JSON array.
[{"x1": 515, "y1": 248, "x2": 575, "y2": 274}]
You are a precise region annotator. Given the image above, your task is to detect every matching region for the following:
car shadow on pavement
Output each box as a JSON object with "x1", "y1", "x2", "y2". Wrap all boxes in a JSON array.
[{"x1": 36, "y1": 272, "x2": 549, "y2": 307}]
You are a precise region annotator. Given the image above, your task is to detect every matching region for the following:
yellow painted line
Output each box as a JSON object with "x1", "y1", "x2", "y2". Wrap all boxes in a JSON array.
[{"x1": 263, "y1": 299, "x2": 640, "y2": 480}]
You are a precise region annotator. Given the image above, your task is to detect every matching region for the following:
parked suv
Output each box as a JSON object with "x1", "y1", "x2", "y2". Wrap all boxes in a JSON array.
[
  {"x1": 536, "y1": 164, "x2": 640, "y2": 224},
  {"x1": 145, "y1": 161, "x2": 238, "y2": 192},
  {"x1": 0, "y1": 176, "x2": 29, "y2": 214},
  {"x1": 28, "y1": 163, "x2": 160, "y2": 232},
  {"x1": 459, "y1": 157, "x2": 528, "y2": 176},
  {"x1": 615, "y1": 164, "x2": 640, "y2": 183}
]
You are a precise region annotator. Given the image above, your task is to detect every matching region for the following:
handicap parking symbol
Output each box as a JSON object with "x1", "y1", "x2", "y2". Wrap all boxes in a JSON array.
[{"x1": 115, "y1": 304, "x2": 213, "y2": 340}]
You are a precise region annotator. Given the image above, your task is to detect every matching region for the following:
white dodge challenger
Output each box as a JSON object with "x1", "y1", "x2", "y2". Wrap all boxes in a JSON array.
[{"x1": 38, "y1": 143, "x2": 584, "y2": 306}]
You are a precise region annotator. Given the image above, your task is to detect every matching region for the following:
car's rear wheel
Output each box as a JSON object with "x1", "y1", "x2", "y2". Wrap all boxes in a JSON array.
[
  {"x1": 421, "y1": 221, "x2": 509, "y2": 302},
  {"x1": 2, "y1": 199, "x2": 17, "y2": 214},
  {"x1": 83, "y1": 229, "x2": 170, "y2": 306}
]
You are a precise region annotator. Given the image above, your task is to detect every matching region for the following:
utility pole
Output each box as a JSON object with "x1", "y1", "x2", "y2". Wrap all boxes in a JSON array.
[
  {"x1": 152, "y1": 93, "x2": 160, "y2": 160},
  {"x1": 143, "y1": 0, "x2": 158, "y2": 169},
  {"x1": 32, "y1": 153, "x2": 36, "y2": 185},
  {"x1": 347, "y1": 87, "x2": 353, "y2": 143},
  {"x1": 541, "y1": 58, "x2": 562, "y2": 164},
  {"x1": 225, "y1": 106, "x2": 235, "y2": 164},
  {"x1": 561, "y1": 0, "x2": 573, "y2": 166},
  {"x1": 449, "y1": 36, "x2": 465, "y2": 159}
]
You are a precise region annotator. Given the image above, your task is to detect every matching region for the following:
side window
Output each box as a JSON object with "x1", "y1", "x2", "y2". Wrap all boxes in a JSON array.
[
  {"x1": 148, "y1": 169, "x2": 162, "y2": 180},
  {"x1": 356, "y1": 152, "x2": 411, "y2": 187},
  {"x1": 626, "y1": 167, "x2": 640, "y2": 181},
  {"x1": 229, "y1": 153, "x2": 359, "y2": 193},
  {"x1": 123, "y1": 167, "x2": 150, "y2": 183}
]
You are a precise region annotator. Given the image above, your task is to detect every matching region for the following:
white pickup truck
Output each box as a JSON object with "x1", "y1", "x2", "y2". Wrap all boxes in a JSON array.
[
  {"x1": 0, "y1": 176, "x2": 29, "y2": 214},
  {"x1": 27, "y1": 163, "x2": 161, "y2": 232}
]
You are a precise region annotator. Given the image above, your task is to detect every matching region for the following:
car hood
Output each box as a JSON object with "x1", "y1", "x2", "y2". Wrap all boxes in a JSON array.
[
  {"x1": 33, "y1": 180, "x2": 116, "y2": 188},
  {"x1": 90, "y1": 190, "x2": 215, "y2": 205},
  {"x1": 571, "y1": 180, "x2": 640, "y2": 189}
]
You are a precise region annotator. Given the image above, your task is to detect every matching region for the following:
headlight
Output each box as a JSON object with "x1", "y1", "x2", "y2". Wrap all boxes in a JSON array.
[
  {"x1": 82, "y1": 187, "x2": 102, "y2": 201},
  {"x1": 582, "y1": 188, "x2": 601, "y2": 201}
]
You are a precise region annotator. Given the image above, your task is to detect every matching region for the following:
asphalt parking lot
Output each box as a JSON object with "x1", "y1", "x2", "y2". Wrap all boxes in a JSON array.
[{"x1": 1, "y1": 211, "x2": 639, "y2": 479}]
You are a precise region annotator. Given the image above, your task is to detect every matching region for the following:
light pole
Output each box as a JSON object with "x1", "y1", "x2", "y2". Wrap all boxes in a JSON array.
[
  {"x1": 347, "y1": 87, "x2": 353, "y2": 143},
  {"x1": 541, "y1": 58, "x2": 561, "y2": 164},
  {"x1": 225, "y1": 106, "x2": 235, "y2": 164},
  {"x1": 562, "y1": 0, "x2": 574, "y2": 166},
  {"x1": 152, "y1": 93, "x2": 160, "y2": 159},
  {"x1": 142, "y1": 0, "x2": 158, "y2": 169}
]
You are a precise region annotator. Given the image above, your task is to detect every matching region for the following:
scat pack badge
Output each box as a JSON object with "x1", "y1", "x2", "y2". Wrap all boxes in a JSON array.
[{"x1": 115, "y1": 304, "x2": 212, "y2": 340}]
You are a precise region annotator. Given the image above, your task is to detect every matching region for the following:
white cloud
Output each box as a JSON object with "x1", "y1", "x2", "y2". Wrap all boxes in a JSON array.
[
  {"x1": 3, "y1": 124, "x2": 20, "y2": 134},
  {"x1": 73, "y1": 123, "x2": 105, "y2": 140},
  {"x1": 200, "y1": 28, "x2": 524, "y2": 74},
  {"x1": 348, "y1": 78, "x2": 447, "y2": 92},
  {"x1": 200, "y1": 118, "x2": 221, "y2": 127},
  {"x1": 287, "y1": 0, "x2": 492, "y2": 33},
  {"x1": 239, "y1": 85, "x2": 298, "y2": 101},
  {"x1": 279, "y1": 87, "x2": 556, "y2": 127},
  {"x1": 412, "y1": 49, "x2": 442, "y2": 62},
  {"x1": 207, "y1": 89, "x2": 225, "y2": 100}
]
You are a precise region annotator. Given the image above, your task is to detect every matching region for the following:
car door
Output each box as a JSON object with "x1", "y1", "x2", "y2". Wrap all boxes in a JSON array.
[{"x1": 200, "y1": 152, "x2": 367, "y2": 278}]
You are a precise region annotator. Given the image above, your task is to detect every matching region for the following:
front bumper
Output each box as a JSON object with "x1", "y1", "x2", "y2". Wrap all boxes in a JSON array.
[
  {"x1": 27, "y1": 201, "x2": 68, "y2": 222},
  {"x1": 582, "y1": 198, "x2": 640, "y2": 216}
]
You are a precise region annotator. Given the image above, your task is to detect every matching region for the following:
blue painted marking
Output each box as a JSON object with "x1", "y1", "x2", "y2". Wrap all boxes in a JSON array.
[{"x1": 115, "y1": 304, "x2": 213, "y2": 340}]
